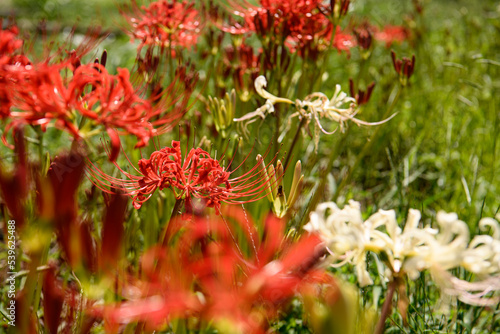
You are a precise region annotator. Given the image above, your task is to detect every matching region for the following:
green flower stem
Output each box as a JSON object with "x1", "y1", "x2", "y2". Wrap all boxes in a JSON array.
[
  {"x1": 312, "y1": 23, "x2": 337, "y2": 92},
  {"x1": 161, "y1": 197, "x2": 185, "y2": 246},
  {"x1": 333, "y1": 84, "x2": 403, "y2": 200},
  {"x1": 20, "y1": 239, "x2": 49, "y2": 331},
  {"x1": 284, "y1": 117, "x2": 306, "y2": 169},
  {"x1": 34, "y1": 126, "x2": 45, "y2": 172},
  {"x1": 32, "y1": 241, "x2": 50, "y2": 315}
]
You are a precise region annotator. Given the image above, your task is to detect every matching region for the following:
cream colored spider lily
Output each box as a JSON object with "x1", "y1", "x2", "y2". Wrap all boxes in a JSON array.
[
  {"x1": 304, "y1": 200, "x2": 500, "y2": 306},
  {"x1": 234, "y1": 76, "x2": 396, "y2": 149}
]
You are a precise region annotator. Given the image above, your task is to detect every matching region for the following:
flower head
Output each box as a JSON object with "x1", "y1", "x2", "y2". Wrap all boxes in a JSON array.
[
  {"x1": 73, "y1": 64, "x2": 155, "y2": 147},
  {"x1": 230, "y1": 0, "x2": 327, "y2": 38},
  {"x1": 226, "y1": 1, "x2": 355, "y2": 58},
  {"x1": 122, "y1": 0, "x2": 202, "y2": 51},
  {"x1": 87, "y1": 140, "x2": 278, "y2": 211},
  {"x1": 235, "y1": 75, "x2": 395, "y2": 149},
  {"x1": 2, "y1": 53, "x2": 188, "y2": 159}
]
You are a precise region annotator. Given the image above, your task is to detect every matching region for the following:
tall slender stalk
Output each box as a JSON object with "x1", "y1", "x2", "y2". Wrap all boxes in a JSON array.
[
  {"x1": 161, "y1": 197, "x2": 185, "y2": 246},
  {"x1": 284, "y1": 117, "x2": 306, "y2": 169},
  {"x1": 374, "y1": 279, "x2": 397, "y2": 334}
]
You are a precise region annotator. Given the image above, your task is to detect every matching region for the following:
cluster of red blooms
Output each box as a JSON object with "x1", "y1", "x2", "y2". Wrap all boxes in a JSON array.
[
  {"x1": 227, "y1": 0, "x2": 355, "y2": 57},
  {"x1": 93, "y1": 208, "x2": 330, "y2": 333},
  {"x1": 0, "y1": 24, "x2": 191, "y2": 159},
  {"x1": 122, "y1": 0, "x2": 202, "y2": 52},
  {"x1": 88, "y1": 140, "x2": 277, "y2": 210}
]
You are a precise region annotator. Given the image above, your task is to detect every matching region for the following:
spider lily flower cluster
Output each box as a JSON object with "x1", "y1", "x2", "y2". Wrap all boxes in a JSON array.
[
  {"x1": 304, "y1": 200, "x2": 500, "y2": 305},
  {"x1": 87, "y1": 140, "x2": 278, "y2": 211},
  {"x1": 235, "y1": 75, "x2": 396, "y2": 149},
  {"x1": 226, "y1": 0, "x2": 355, "y2": 58},
  {"x1": 0, "y1": 24, "x2": 193, "y2": 159},
  {"x1": 122, "y1": 0, "x2": 202, "y2": 52}
]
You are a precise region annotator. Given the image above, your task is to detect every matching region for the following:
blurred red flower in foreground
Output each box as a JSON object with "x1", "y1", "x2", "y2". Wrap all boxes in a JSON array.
[
  {"x1": 122, "y1": 0, "x2": 202, "y2": 52},
  {"x1": 0, "y1": 127, "x2": 28, "y2": 229},
  {"x1": 87, "y1": 140, "x2": 278, "y2": 210},
  {"x1": 92, "y1": 208, "x2": 328, "y2": 333}
]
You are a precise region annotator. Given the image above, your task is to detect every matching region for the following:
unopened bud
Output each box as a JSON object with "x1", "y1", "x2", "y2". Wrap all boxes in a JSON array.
[{"x1": 256, "y1": 154, "x2": 274, "y2": 202}]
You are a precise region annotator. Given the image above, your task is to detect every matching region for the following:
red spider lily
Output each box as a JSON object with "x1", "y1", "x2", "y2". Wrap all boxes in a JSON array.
[
  {"x1": 193, "y1": 214, "x2": 327, "y2": 331},
  {"x1": 6, "y1": 62, "x2": 81, "y2": 137},
  {"x1": 229, "y1": 0, "x2": 327, "y2": 39},
  {"x1": 1, "y1": 58, "x2": 81, "y2": 147},
  {"x1": 91, "y1": 208, "x2": 327, "y2": 333},
  {"x1": 122, "y1": 0, "x2": 202, "y2": 52},
  {"x1": 75, "y1": 62, "x2": 195, "y2": 157},
  {"x1": 0, "y1": 23, "x2": 177, "y2": 155},
  {"x1": 2, "y1": 58, "x2": 189, "y2": 158},
  {"x1": 87, "y1": 140, "x2": 278, "y2": 211},
  {"x1": 226, "y1": 0, "x2": 355, "y2": 57},
  {"x1": 374, "y1": 25, "x2": 409, "y2": 47},
  {"x1": 73, "y1": 64, "x2": 155, "y2": 147},
  {"x1": 326, "y1": 26, "x2": 356, "y2": 53},
  {"x1": 0, "y1": 25, "x2": 104, "y2": 122}
]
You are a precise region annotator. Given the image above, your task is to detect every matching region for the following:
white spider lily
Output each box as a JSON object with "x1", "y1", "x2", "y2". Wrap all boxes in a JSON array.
[
  {"x1": 233, "y1": 76, "x2": 293, "y2": 135},
  {"x1": 305, "y1": 200, "x2": 500, "y2": 305},
  {"x1": 326, "y1": 84, "x2": 357, "y2": 114},
  {"x1": 234, "y1": 76, "x2": 396, "y2": 150}
]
